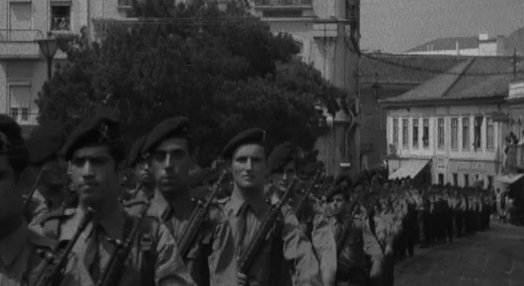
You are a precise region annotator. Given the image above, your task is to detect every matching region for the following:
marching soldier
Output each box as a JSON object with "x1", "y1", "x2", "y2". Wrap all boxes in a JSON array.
[
  {"x1": 267, "y1": 142, "x2": 337, "y2": 286},
  {"x1": 33, "y1": 109, "x2": 195, "y2": 286},
  {"x1": 24, "y1": 121, "x2": 73, "y2": 223},
  {"x1": 129, "y1": 117, "x2": 237, "y2": 286},
  {"x1": 125, "y1": 135, "x2": 155, "y2": 201},
  {"x1": 0, "y1": 115, "x2": 93, "y2": 286},
  {"x1": 221, "y1": 128, "x2": 323, "y2": 286}
]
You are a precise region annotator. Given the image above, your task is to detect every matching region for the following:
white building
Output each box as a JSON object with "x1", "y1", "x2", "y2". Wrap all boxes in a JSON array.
[
  {"x1": 0, "y1": 1, "x2": 126, "y2": 134},
  {"x1": 403, "y1": 32, "x2": 504, "y2": 57},
  {"x1": 381, "y1": 57, "x2": 518, "y2": 188}
]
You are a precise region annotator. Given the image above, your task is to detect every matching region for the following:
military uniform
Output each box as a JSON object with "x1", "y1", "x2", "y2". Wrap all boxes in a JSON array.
[
  {"x1": 0, "y1": 222, "x2": 94, "y2": 286},
  {"x1": 35, "y1": 206, "x2": 195, "y2": 286}
]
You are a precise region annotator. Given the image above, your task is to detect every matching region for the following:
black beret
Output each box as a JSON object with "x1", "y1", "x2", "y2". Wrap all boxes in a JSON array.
[
  {"x1": 143, "y1": 117, "x2": 190, "y2": 154},
  {"x1": 26, "y1": 121, "x2": 66, "y2": 165},
  {"x1": 267, "y1": 142, "x2": 296, "y2": 172},
  {"x1": 0, "y1": 115, "x2": 29, "y2": 171},
  {"x1": 334, "y1": 173, "x2": 352, "y2": 187},
  {"x1": 62, "y1": 107, "x2": 124, "y2": 161},
  {"x1": 222, "y1": 128, "x2": 266, "y2": 159},
  {"x1": 128, "y1": 135, "x2": 147, "y2": 167},
  {"x1": 325, "y1": 184, "x2": 344, "y2": 200}
]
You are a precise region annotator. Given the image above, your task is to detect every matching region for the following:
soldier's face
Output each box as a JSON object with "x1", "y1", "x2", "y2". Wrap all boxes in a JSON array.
[
  {"x1": 40, "y1": 156, "x2": 68, "y2": 189},
  {"x1": 134, "y1": 158, "x2": 153, "y2": 185},
  {"x1": 150, "y1": 138, "x2": 193, "y2": 194},
  {"x1": 0, "y1": 156, "x2": 21, "y2": 222},
  {"x1": 69, "y1": 146, "x2": 121, "y2": 207},
  {"x1": 230, "y1": 144, "x2": 268, "y2": 192},
  {"x1": 271, "y1": 161, "x2": 296, "y2": 193},
  {"x1": 329, "y1": 194, "x2": 346, "y2": 216}
]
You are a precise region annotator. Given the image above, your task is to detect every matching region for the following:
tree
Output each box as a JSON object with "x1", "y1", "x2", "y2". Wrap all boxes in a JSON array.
[{"x1": 37, "y1": 1, "x2": 346, "y2": 166}]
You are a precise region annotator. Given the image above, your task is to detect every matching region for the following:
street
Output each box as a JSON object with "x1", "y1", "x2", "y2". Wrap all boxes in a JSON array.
[{"x1": 395, "y1": 221, "x2": 524, "y2": 286}]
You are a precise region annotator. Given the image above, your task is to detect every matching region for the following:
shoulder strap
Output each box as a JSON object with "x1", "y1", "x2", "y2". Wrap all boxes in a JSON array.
[
  {"x1": 138, "y1": 216, "x2": 159, "y2": 286},
  {"x1": 39, "y1": 209, "x2": 75, "y2": 239}
]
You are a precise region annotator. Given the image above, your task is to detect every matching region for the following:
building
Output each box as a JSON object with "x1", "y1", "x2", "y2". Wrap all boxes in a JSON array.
[
  {"x1": 381, "y1": 56, "x2": 522, "y2": 188},
  {"x1": 404, "y1": 32, "x2": 505, "y2": 57},
  {"x1": 0, "y1": 1, "x2": 125, "y2": 136}
]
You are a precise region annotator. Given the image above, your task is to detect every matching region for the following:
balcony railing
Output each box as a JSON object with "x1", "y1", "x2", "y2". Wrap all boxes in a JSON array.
[
  {"x1": 254, "y1": 0, "x2": 312, "y2": 6},
  {"x1": 0, "y1": 29, "x2": 43, "y2": 42}
]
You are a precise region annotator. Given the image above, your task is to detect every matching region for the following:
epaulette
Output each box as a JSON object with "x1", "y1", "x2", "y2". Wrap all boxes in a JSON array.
[
  {"x1": 37, "y1": 208, "x2": 76, "y2": 225},
  {"x1": 122, "y1": 198, "x2": 149, "y2": 208}
]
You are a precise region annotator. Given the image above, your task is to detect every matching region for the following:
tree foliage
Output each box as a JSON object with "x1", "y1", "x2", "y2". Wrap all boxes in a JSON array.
[{"x1": 37, "y1": 0, "x2": 345, "y2": 166}]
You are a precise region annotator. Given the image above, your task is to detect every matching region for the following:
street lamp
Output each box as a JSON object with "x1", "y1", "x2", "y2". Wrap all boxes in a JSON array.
[
  {"x1": 37, "y1": 35, "x2": 58, "y2": 79},
  {"x1": 371, "y1": 72, "x2": 382, "y2": 101}
]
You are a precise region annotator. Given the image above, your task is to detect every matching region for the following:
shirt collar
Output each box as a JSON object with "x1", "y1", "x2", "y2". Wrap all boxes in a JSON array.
[
  {"x1": 228, "y1": 190, "x2": 268, "y2": 217},
  {"x1": 151, "y1": 191, "x2": 171, "y2": 220},
  {"x1": 80, "y1": 204, "x2": 126, "y2": 241},
  {"x1": 0, "y1": 222, "x2": 29, "y2": 267}
]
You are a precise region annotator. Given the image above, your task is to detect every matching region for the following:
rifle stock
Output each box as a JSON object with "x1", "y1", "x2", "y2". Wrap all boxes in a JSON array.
[
  {"x1": 237, "y1": 178, "x2": 298, "y2": 274},
  {"x1": 34, "y1": 208, "x2": 94, "y2": 286},
  {"x1": 179, "y1": 169, "x2": 228, "y2": 257}
]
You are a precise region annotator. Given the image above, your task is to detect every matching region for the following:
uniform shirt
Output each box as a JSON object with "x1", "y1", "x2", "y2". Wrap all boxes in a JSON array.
[
  {"x1": 143, "y1": 192, "x2": 237, "y2": 286},
  {"x1": 272, "y1": 193, "x2": 337, "y2": 286},
  {"x1": 34, "y1": 205, "x2": 196, "y2": 286},
  {"x1": 0, "y1": 222, "x2": 93, "y2": 286},
  {"x1": 224, "y1": 191, "x2": 323, "y2": 286}
]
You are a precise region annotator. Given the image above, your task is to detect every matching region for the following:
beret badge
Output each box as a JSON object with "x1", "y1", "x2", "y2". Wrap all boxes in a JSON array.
[{"x1": 98, "y1": 123, "x2": 110, "y2": 143}]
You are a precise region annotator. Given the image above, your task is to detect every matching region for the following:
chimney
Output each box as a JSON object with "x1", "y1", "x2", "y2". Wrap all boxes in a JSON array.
[{"x1": 479, "y1": 32, "x2": 489, "y2": 41}]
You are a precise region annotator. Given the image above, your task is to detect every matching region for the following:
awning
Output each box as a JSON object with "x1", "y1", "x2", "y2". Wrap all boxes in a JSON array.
[
  {"x1": 495, "y1": 173, "x2": 524, "y2": 185},
  {"x1": 389, "y1": 160, "x2": 429, "y2": 180}
]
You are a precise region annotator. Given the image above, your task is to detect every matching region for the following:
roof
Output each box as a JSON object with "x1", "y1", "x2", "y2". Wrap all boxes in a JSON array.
[
  {"x1": 360, "y1": 53, "x2": 466, "y2": 85},
  {"x1": 381, "y1": 56, "x2": 524, "y2": 104},
  {"x1": 502, "y1": 26, "x2": 524, "y2": 56},
  {"x1": 405, "y1": 36, "x2": 479, "y2": 53}
]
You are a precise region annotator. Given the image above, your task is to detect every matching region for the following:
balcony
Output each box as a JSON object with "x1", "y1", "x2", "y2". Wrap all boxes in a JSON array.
[
  {"x1": 253, "y1": 0, "x2": 314, "y2": 19},
  {"x1": 0, "y1": 30, "x2": 44, "y2": 59}
]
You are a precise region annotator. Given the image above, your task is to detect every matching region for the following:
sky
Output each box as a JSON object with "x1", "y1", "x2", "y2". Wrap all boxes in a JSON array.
[{"x1": 360, "y1": 0, "x2": 524, "y2": 53}]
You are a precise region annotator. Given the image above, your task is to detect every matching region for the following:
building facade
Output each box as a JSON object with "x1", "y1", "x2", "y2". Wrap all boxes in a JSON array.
[
  {"x1": 382, "y1": 57, "x2": 518, "y2": 188},
  {"x1": 0, "y1": 1, "x2": 125, "y2": 135}
]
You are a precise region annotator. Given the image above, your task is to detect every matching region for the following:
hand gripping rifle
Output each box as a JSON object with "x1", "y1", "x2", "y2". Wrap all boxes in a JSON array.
[
  {"x1": 295, "y1": 168, "x2": 325, "y2": 219},
  {"x1": 178, "y1": 169, "x2": 228, "y2": 257},
  {"x1": 34, "y1": 208, "x2": 95, "y2": 286},
  {"x1": 237, "y1": 177, "x2": 298, "y2": 274},
  {"x1": 96, "y1": 201, "x2": 151, "y2": 286}
]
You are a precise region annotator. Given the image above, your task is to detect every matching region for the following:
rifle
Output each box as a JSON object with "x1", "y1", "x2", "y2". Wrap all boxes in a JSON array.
[
  {"x1": 130, "y1": 181, "x2": 144, "y2": 200},
  {"x1": 335, "y1": 192, "x2": 364, "y2": 254},
  {"x1": 237, "y1": 178, "x2": 298, "y2": 274},
  {"x1": 23, "y1": 168, "x2": 48, "y2": 218},
  {"x1": 34, "y1": 208, "x2": 95, "y2": 286},
  {"x1": 178, "y1": 169, "x2": 228, "y2": 257},
  {"x1": 295, "y1": 168, "x2": 325, "y2": 219},
  {"x1": 96, "y1": 201, "x2": 151, "y2": 286}
]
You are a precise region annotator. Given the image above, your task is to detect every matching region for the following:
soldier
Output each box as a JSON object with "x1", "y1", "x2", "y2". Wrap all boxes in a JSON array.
[
  {"x1": 125, "y1": 135, "x2": 155, "y2": 201},
  {"x1": 24, "y1": 121, "x2": 73, "y2": 223},
  {"x1": 0, "y1": 115, "x2": 93, "y2": 286},
  {"x1": 131, "y1": 117, "x2": 237, "y2": 286},
  {"x1": 34, "y1": 109, "x2": 195, "y2": 286},
  {"x1": 267, "y1": 142, "x2": 337, "y2": 286},
  {"x1": 221, "y1": 128, "x2": 323, "y2": 286}
]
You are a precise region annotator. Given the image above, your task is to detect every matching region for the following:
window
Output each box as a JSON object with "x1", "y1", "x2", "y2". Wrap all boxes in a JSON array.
[
  {"x1": 474, "y1": 116, "x2": 482, "y2": 149},
  {"x1": 438, "y1": 173, "x2": 444, "y2": 185},
  {"x1": 452, "y1": 173, "x2": 458, "y2": 186},
  {"x1": 438, "y1": 118, "x2": 445, "y2": 149},
  {"x1": 462, "y1": 117, "x2": 470, "y2": 150},
  {"x1": 51, "y1": 4, "x2": 71, "y2": 31},
  {"x1": 423, "y1": 118, "x2": 429, "y2": 148},
  {"x1": 393, "y1": 119, "x2": 398, "y2": 145},
  {"x1": 463, "y1": 174, "x2": 469, "y2": 187},
  {"x1": 10, "y1": 108, "x2": 18, "y2": 120},
  {"x1": 402, "y1": 119, "x2": 408, "y2": 148},
  {"x1": 451, "y1": 118, "x2": 458, "y2": 150},
  {"x1": 412, "y1": 118, "x2": 419, "y2": 148},
  {"x1": 21, "y1": 108, "x2": 29, "y2": 121},
  {"x1": 486, "y1": 118, "x2": 494, "y2": 150}
]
